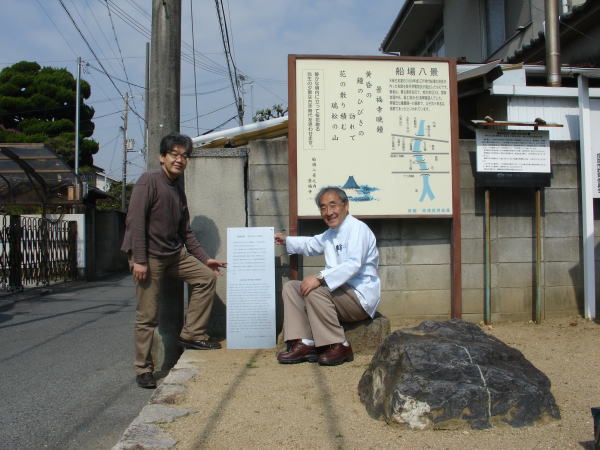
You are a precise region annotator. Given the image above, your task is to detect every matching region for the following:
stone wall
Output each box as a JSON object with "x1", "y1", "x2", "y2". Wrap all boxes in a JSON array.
[{"x1": 189, "y1": 137, "x2": 589, "y2": 323}]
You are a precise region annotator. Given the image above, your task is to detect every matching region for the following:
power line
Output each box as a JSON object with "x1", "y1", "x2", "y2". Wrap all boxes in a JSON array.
[
  {"x1": 57, "y1": 0, "x2": 124, "y2": 98},
  {"x1": 65, "y1": 0, "x2": 121, "y2": 77},
  {"x1": 99, "y1": 0, "x2": 145, "y2": 142},
  {"x1": 103, "y1": 0, "x2": 134, "y2": 96},
  {"x1": 94, "y1": 109, "x2": 124, "y2": 119},
  {"x1": 34, "y1": 0, "x2": 80, "y2": 57},
  {"x1": 254, "y1": 80, "x2": 288, "y2": 105},
  {"x1": 57, "y1": 0, "x2": 147, "y2": 125},
  {"x1": 86, "y1": 63, "x2": 145, "y2": 89},
  {"x1": 180, "y1": 102, "x2": 236, "y2": 124},
  {"x1": 214, "y1": 0, "x2": 244, "y2": 125},
  {"x1": 181, "y1": 85, "x2": 230, "y2": 97},
  {"x1": 100, "y1": 0, "x2": 231, "y2": 77},
  {"x1": 123, "y1": 0, "x2": 150, "y2": 20},
  {"x1": 199, "y1": 115, "x2": 238, "y2": 135},
  {"x1": 82, "y1": 0, "x2": 125, "y2": 71}
]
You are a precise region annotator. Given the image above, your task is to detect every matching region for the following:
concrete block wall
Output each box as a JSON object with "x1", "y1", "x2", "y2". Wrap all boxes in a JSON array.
[
  {"x1": 247, "y1": 138, "x2": 291, "y2": 330},
  {"x1": 543, "y1": 141, "x2": 583, "y2": 317},
  {"x1": 190, "y1": 138, "x2": 587, "y2": 324},
  {"x1": 186, "y1": 148, "x2": 248, "y2": 332},
  {"x1": 460, "y1": 140, "x2": 584, "y2": 322},
  {"x1": 94, "y1": 210, "x2": 128, "y2": 275}
]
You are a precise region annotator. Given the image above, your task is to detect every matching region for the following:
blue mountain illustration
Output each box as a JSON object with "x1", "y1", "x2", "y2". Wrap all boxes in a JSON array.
[{"x1": 342, "y1": 176, "x2": 360, "y2": 189}]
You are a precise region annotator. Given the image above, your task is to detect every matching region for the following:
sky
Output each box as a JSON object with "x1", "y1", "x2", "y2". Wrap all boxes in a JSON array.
[{"x1": 0, "y1": 0, "x2": 403, "y2": 182}]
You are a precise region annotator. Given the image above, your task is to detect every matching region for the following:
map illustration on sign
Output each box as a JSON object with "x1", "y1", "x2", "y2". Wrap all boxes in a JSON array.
[
  {"x1": 390, "y1": 118, "x2": 450, "y2": 204},
  {"x1": 294, "y1": 57, "x2": 454, "y2": 217}
]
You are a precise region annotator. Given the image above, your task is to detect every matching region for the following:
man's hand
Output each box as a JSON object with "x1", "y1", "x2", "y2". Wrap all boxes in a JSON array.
[
  {"x1": 206, "y1": 258, "x2": 227, "y2": 275},
  {"x1": 132, "y1": 263, "x2": 148, "y2": 282},
  {"x1": 274, "y1": 232, "x2": 287, "y2": 246},
  {"x1": 300, "y1": 274, "x2": 322, "y2": 296}
]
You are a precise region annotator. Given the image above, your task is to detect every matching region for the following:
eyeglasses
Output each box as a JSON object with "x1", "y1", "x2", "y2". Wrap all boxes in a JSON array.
[{"x1": 167, "y1": 151, "x2": 189, "y2": 161}]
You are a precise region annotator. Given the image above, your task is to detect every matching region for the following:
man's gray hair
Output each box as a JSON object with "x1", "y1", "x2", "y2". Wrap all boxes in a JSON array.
[{"x1": 315, "y1": 186, "x2": 348, "y2": 206}]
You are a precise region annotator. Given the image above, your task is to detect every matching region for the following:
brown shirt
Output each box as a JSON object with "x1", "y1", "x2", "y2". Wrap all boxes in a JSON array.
[{"x1": 121, "y1": 169, "x2": 209, "y2": 265}]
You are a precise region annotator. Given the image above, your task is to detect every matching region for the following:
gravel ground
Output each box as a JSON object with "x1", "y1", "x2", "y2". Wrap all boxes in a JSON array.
[{"x1": 158, "y1": 316, "x2": 599, "y2": 449}]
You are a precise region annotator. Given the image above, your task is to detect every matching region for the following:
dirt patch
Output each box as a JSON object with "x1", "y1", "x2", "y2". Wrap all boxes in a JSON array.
[{"x1": 161, "y1": 317, "x2": 599, "y2": 449}]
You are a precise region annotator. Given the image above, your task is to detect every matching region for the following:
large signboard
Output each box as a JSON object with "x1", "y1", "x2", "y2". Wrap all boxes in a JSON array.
[{"x1": 291, "y1": 55, "x2": 457, "y2": 217}]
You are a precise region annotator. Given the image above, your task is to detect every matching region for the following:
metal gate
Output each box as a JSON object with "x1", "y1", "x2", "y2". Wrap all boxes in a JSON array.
[{"x1": 0, "y1": 215, "x2": 77, "y2": 291}]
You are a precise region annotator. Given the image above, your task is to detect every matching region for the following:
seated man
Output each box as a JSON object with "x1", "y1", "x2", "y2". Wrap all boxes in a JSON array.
[{"x1": 275, "y1": 187, "x2": 380, "y2": 366}]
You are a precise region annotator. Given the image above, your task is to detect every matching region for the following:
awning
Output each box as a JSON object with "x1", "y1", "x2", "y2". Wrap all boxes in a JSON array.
[{"x1": 0, "y1": 143, "x2": 80, "y2": 206}]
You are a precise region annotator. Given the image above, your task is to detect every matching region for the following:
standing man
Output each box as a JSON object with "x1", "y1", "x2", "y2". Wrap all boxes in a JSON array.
[
  {"x1": 275, "y1": 187, "x2": 380, "y2": 366},
  {"x1": 122, "y1": 132, "x2": 226, "y2": 389}
]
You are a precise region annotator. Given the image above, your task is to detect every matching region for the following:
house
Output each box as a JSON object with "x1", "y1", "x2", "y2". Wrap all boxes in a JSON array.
[
  {"x1": 380, "y1": 0, "x2": 596, "y2": 65},
  {"x1": 79, "y1": 165, "x2": 119, "y2": 192},
  {"x1": 379, "y1": 0, "x2": 600, "y2": 321}
]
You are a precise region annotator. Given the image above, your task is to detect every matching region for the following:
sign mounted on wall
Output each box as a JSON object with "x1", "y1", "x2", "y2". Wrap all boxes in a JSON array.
[
  {"x1": 289, "y1": 55, "x2": 459, "y2": 218},
  {"x1": 475, "y1": 128, "x2": 551, "y2": 187}
]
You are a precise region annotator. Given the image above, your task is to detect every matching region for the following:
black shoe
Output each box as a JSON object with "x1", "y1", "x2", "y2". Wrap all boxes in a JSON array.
[
  {"x1": 178, "y1": 337, "x2": 222, "y2": 350},
  {"x1": 136, "y1": 372, "x2": 156, "y2": 389}
]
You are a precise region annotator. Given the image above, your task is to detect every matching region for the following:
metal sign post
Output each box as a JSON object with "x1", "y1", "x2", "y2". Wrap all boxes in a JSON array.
[
  {"x1": 474, "y1": 122, "x2": 562, "y2": 324},
  {"x1": 577, "y1": 75, "x2": 597, "y2": 320}
]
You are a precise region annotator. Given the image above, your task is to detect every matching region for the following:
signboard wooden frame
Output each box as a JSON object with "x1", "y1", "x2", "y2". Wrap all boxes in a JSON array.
[{"x1": 287, "y1": 54, "x2": 462, "y2": 317}]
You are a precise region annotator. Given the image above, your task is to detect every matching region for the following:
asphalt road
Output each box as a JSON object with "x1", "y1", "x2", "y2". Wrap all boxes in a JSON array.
[{"x1": 0, "y1": 273, "x2": 153, "y2": 450}]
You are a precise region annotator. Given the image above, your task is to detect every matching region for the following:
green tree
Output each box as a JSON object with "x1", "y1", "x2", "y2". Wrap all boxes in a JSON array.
[
  {"x1": 253, "y1": 104, "x2": 287, "y2": 122},
  {"x1": 0, "y1": 61, "x2": 98, "y2": 168},
  {"x1": 96, "y1": 181, "x2": 134, "y2": 211}
]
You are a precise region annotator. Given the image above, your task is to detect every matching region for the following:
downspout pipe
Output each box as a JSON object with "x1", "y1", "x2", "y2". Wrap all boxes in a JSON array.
[{"x1": 544, "y1": 0, "x2": 561, "y2": 87}]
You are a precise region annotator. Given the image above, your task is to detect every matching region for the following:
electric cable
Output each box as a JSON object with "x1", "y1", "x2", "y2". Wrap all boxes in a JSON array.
[{"x1": 180, "y1": 102, "x2": 236, "y2": 123}]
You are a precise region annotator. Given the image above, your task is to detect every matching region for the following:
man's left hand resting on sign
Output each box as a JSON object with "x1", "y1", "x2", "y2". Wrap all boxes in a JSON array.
[{"x1": 206, "y1": 258, "x2": 227, "y2": 275}]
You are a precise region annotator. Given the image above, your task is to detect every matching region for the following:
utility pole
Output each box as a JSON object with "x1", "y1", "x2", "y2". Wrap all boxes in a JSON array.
[
  {"x1": 148, "y1": 0, "x2": 183, "y2": 372},
  {"x1": 144, "y1": 42, "x2": 150, "y2": 166},
  {"x1": 75, "y1": 56, "x2": 81, "y2": 175},
  {"x1": 148, "y1": 0, "x2": 182, "y2": 170},
  {"x1": 121, "y1": 93, "x2": 129, "y2": 211}
]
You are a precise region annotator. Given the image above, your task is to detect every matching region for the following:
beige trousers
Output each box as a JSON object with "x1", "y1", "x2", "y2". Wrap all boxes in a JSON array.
[
  {"x1": 282, "y1": 280, "x2": 369, "y2": 347},
  {"x1": 132, "y1": 248, "x2": 216, "y2": 374}
]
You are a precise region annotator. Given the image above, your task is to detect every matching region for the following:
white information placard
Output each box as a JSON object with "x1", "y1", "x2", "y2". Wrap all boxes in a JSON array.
[
  {"x1": 476, "y1": 129, "x2": 550, "y2": 173},
  {"x1": 591, "y1": 99, "x2": 600, "y2": 198},
  {"x1": 295, "y1": 57, "x2": 454, "y2": 216},
  {"x1": 226, "y1": 227, "x2": 275, "y2": 349}
]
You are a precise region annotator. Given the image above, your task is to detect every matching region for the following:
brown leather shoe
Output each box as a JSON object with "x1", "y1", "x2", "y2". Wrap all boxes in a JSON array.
[
  {"x1": 318, "y1": 343, "x2": 354, "y2": 366},
  {"x1": 277, "y1": 341, "x2": 318, "y2": 364}
]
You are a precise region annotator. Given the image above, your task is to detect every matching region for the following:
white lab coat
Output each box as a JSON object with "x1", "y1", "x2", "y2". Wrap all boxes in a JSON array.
[{"x1": 286, "y1": 214, "x2": 381, "y2": 317}]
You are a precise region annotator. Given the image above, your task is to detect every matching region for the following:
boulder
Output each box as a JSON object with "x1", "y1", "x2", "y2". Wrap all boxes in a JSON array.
[
  {"x1": 358, "y1": 319, "x2": 560, "y2": 430},
  {"x1": 343, "y1": 312, "x2": 390, "y2": 353}
]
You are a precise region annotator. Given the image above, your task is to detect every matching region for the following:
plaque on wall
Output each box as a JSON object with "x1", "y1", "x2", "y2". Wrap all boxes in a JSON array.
[{"x1": 475, "y1": 129, "x2": 551, "y2": 187}]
